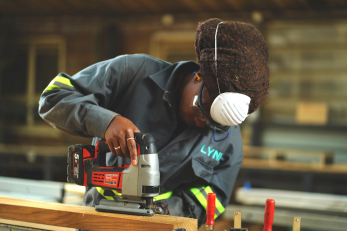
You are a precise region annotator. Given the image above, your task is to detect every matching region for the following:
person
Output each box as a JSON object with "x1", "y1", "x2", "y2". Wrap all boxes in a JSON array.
[{"x1": 39, "y1": 18, "x2": 269, "y2": 227}]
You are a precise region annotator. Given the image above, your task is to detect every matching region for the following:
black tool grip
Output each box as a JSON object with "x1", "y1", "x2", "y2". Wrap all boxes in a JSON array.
[
  {"x1": 134, "y1": 132, "x2": 157, "y2": 155},
  {"x1": 97, "y1": 139, "x2": 110, "y2": 154}
]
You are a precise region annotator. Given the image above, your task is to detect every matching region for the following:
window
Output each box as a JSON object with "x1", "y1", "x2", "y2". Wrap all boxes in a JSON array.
[
  {"x1": 0, "y1": 36, "x2": 66, "y2": 127},
  {"x1": 149, "y1": 31, "x2": 197, "y2": 63}
]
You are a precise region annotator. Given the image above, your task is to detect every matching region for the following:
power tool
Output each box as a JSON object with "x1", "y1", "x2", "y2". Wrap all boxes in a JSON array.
[{"x1": 67, "y1": 132, "x2": 161, "y2": 216}]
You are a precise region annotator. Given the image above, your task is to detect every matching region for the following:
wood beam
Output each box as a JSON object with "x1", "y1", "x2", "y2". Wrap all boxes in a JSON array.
[
  {"x1": 200, "y1": 0, "x2": 222, "y2": 12},
  {"x1": 296, "y1": 0, "x2": 310, "y2": 9},
  {"x1": 61, "y1": 0, "x2": 111, "y2": 14},
  {"x1": 270, "y1": 0, "x2": 287, "y2": 9},
  {"x1": 0, "y1": 196, "x2": 197, "y2": 231},
  {"x1": 176, "y1": 0, "x2": 204, "y2": 13},
  {"x1": 0, "y1": 143, "x2": 67, "y2": 157},
  {"x1": 223, "y1": 0, "x2": 243, "y2": 11},
  {"x1": 40, "y1": 0, "x2": 76, "y2": 14},
  {"x1": 97, "y1": 0, "x2": 131, "y2": 13},
  {"x1": 116, "y1": 0, "x2": 148, "y2": 13},
  {"x1": 136, "y1": 0, "x2": 162, "y2": 13}
]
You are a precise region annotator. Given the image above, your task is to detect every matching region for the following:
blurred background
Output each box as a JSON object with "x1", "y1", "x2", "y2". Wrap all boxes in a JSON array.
[{"x1": 0, "y1": 0, "x2": 347, "y2": 230}]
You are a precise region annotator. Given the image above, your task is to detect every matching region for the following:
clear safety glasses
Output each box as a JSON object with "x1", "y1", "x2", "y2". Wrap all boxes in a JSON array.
[{"x1": 190, "y1": 81, "x2": 229, "y2": 131}]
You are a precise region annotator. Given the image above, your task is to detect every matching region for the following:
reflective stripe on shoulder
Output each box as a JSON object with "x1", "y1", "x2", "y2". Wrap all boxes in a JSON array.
[
  {"x1": 43, "y1": 76, "x2": 75, "y2": 92},
  {"x1": 190, "y1": 186, "x2": 225, "y2": 219}
]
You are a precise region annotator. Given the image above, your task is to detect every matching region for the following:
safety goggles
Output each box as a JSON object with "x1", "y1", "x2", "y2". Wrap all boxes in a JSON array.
[{"x1": 190, "y1": 80, "x2": 230, "y2": 131}]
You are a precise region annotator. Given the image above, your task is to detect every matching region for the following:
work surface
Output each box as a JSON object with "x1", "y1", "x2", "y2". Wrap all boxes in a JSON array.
[{"x1": 0, "y1": 196, "x2": 197, "y2": 231}]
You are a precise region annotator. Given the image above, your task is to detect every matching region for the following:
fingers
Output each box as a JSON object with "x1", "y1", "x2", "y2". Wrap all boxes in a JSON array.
[
  {"x1": 106, "y1": 130, "x2": 138, "y2": 165},
  {"x1": 110, "y1": 138, "x2": 125, "y2": 157},
  {"x1": 106, "y1": 137, "x2": 116, "y2": 155},
  {"x1": 104, "y1": 115, "x2": 141, "y2": 165},
  {"x1": 126, "y1": 130, "x2": 138, "y2": 166}
]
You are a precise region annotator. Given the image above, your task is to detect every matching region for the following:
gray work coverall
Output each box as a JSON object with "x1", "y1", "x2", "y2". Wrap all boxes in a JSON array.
[{"x1": 39, "y1": 54, "x2": 243, "y2": 227}]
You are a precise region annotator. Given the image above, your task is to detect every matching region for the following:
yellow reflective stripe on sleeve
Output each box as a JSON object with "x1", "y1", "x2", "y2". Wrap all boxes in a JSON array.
[
  {"x1": 153, "y1": 191, "x2": 173, "y2": 202},
  {"x1": 54, "y1": 76, "x2": 74, "y2": 87},
  {"x1": 190, "y1": 186, "x2": 225, "y2": 219},
  {"x1": 204, "y1": 186, "x2": 225, "y2": 214},
  {"x1": 190, "y1": 187, "x2": 208, "y2": 210},
  {"x1": 43, "y1": 76, "x2": 74, "y2": 92},
  {"x1": 44, "y1": 84, "x2": 60, "y2": 91},
  {"x1": 96, "y1": 187, "x2": 114, "y2": 200}
]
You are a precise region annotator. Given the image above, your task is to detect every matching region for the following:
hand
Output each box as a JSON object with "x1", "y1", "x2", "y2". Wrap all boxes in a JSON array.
[
  {"x1": 104, "y1": 115, "x2": 141, "y2": 165},
  {"x1": 151, "y1": 202, "x2": 169, "y2": 215}
]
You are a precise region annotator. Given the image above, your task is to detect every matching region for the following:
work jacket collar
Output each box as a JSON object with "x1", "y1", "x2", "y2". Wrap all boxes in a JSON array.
[
  {"x1": 149, "y1": 60, "x2": 209, "y2": 136},
  {"x1": 149, "y1": 61, "x2": 199, "y2": 109},
  {"x1": 149, "y1": 61, "x2": 199, "y2": 91}
]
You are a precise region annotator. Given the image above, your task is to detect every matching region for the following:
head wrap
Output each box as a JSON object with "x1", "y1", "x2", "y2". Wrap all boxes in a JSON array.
[{"x1": 195, "y1": 18, "x2": 270, "y2": 114}]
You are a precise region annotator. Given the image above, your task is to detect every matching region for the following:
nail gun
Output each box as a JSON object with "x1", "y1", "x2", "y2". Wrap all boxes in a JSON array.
[{"x1": 67, "y1": 132, "x2": 161, "y2": 216}]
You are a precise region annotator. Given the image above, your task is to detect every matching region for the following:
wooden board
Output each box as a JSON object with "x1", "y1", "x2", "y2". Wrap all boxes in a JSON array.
[
  {"x1": 296, "y1": 102, "x2": 328, "y2": 125},
  {"x1": 243, "y1": 145, "x2": 334, "y2": 166},
  {"x1": 241, "y1": 158, "x2": 347, "y2": 174},
  {"x1": 241, "y1": 145, "x2": 347, "y2": 174},
  {"x1": 0, "y1": 143, "x2": 67, "y2": 157},
  {"x1": 0, "y1": 218, "x2": 74, "y2": 231},
  {"x1": 0, "y1": 196, "x2": 197, "y2": 231}
]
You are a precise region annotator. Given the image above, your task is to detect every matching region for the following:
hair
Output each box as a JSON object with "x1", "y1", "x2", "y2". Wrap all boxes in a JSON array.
[{"x1": 195, "y1": 18, "x2": 270, "y2": 114}]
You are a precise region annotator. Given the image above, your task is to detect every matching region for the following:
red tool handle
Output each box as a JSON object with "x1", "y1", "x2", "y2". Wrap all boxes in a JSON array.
[
  {"x1": 263, "y1": 199, "x2": 275, "y2": 231},
  {"x1": 206, "y1": 193, "x2": 216, "y2": 226}
]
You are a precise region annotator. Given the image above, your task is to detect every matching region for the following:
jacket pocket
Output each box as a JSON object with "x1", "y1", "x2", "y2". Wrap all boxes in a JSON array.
[{"x1": 192, "y1": 157, "x2": 213, "y2": 183}]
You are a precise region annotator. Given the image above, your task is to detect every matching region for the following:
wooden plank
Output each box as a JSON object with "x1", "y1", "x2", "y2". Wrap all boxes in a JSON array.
[
  {"x1": 63, "y1": 183, "x2": 84, "y2": 205},
  {"x1": 136, "y1": 0, "x2": 162, "y2": 13},
  {"x1": 236, "y1": 188, "x2": 347, "y2": 213},
  {"x1": 26, "y1": 43, "x2": 36, "y2": 126},
  {"x1": 0, "y1": 143, "x2": 67, "y2": 157},
  {"x1": 0, "y1": 197, "x2": 197, "y2": 231},
  {"x1": 241, "y1": 159, "x2": 347, "y2": 174},
  {"x1": 223, "y1": 0, "x2": 243, "y2": 10},
  {"x1": 173, "y1": 0, "x2": 204, "y2": 12},
  {"x1": 116, "y1": 0, "x2": 148, "y2": 13},
  {"x1": 270, "y1": 0, "x2": 286, "y2": 9},
  {"x1": 243, "y1": 146, "x2": 334, "y2": 166},
  {"x1": 0, "y1": 177, "x2": 64, "y2": 200},
  {"x1": 0, "y1": 218, "x2": 74, "y2": 231},
  {"x1": 200, "y1": 0, "x2": 222, "y2": 11},
  {"x1": 296, "y1": 102, "x2": 328, "y2": 125},
  {"x1": 0, "y1": 196, "x2": 197, "y2": 231}
]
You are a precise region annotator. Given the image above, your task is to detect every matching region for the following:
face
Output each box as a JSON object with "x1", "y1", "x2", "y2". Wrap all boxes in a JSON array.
[{"x1": 178, "y1": 73, "x2": 213, "y2": 128}]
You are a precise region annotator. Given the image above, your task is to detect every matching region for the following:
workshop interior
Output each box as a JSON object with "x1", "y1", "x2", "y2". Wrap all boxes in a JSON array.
[{"x1": 0, "y1": 1, "x2": 347, "y2": 231}]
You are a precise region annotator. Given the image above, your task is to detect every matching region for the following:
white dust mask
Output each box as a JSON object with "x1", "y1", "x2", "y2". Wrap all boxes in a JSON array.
[{"x1": 210, "y1": 92, "x2": 250, "y2": 126}]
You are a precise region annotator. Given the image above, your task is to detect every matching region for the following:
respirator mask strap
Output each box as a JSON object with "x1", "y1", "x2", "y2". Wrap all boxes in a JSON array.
[{"x1": 209, "y1": 21, "x2": 250, "y2": 127}]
